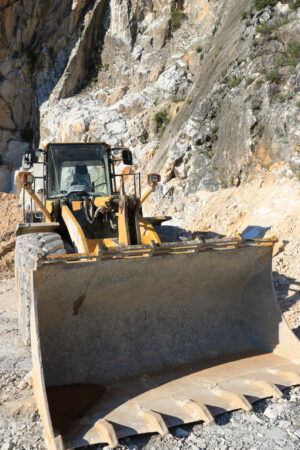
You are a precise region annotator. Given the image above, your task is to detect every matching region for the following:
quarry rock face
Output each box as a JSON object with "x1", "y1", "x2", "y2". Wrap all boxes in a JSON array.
[
  {"x1": 0, "y1": 0, "x2": 299, "y2": 196},
  {"x1": 0, "y1": 4, "x2": 300, "y2": 448},
  {"x1": 0, "y1": 0, "x2": 96, "y2": 191}
]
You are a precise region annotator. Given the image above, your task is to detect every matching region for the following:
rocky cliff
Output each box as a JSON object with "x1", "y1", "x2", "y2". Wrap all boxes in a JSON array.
[
  {"x1": 0, "y1": 0, "x2": 104, "y2": 187},
  {"x1": 0, "y1": 0, "x2": 299, "y2": 201},
  {"x1": 0, "y1": 5, "x2": 300, "y2": 448}
]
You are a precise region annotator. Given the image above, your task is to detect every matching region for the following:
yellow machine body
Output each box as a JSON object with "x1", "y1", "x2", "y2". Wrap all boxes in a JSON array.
[{"x1": 15, "y1": 145, "x2": 300, "y2": 450}]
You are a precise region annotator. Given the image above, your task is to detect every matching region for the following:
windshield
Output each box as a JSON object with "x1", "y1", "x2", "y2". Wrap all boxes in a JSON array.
[{"x1": 47, "y1": 143, "x2": 111, "y2": 198}]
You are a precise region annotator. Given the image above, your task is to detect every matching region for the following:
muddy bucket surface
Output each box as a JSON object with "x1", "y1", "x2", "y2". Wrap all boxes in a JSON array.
[{"x1": 30, "y1": 241, "x2": 300, "y2": 449}]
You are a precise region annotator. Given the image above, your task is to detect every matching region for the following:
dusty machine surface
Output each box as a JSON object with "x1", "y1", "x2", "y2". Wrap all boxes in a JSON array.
[{"x1": 14, "y1": 143, "x2": 300, "y2": 449}]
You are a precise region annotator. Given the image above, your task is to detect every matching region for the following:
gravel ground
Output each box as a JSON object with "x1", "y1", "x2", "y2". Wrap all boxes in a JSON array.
[
  {"x1": 0, "y1": 279, "x2": 44, "y2": 450},
  {"x1": 0, "y1": 275, "x2": 299, "y2": 450}
]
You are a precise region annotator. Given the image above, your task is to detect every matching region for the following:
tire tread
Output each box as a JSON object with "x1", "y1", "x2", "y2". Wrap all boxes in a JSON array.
[{"x1": 15, "y1": 232, "x2": 66, "y2": 345}]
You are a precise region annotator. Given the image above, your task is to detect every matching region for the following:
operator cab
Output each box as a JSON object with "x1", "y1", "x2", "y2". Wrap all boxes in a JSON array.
[{"x1": 46, "y1": 143, "x2": 112, "y2": 199}]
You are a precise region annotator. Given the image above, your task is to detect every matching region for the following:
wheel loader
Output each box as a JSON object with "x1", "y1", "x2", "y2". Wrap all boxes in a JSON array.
[{"x1": 14, "y1": 142, "x2": 300, "y2": 449}]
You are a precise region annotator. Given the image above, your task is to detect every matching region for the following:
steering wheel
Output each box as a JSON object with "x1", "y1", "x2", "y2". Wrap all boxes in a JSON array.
[
  {"x1": 65, "y1": 184, "x2": 88, "y2": 200},
  {"x1": 94, "y1": 181, "x2": 107, "y2": 188}
]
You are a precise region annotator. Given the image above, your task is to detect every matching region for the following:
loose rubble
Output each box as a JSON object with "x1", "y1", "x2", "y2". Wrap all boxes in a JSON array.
[
  {"x1": 0, "y1": 194, "x2": 23, "y2": 279},
  {"x1": 145, "y1": 171, "x2": 300, "y2": 330}
]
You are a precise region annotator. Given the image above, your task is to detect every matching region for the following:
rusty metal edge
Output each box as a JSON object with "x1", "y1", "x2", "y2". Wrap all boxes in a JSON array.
[{"x1": 37, "y1": 238, "x2": 277, "y2": 264}]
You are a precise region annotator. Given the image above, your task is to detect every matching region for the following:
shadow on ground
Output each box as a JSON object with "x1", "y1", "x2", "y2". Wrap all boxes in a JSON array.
[{"x1": 273, "y1": 271, "x2": 300, "y2": 319}]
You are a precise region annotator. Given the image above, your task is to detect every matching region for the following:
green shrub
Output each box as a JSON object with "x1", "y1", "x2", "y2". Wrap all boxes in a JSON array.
[
  {"x1": 170, "y1": 8, "x2": 184, "y2": 31},
  {"x1": 254, "y1": 124, "x2": 264, "y2": 137},
  {"x1": 274, "y1": 41, "x2": 300, "y2": 68},
  {"x1": 229, "y1": 76, "x2": 243, "y2": 88},
  {"x1": 256, "y1": 18, "x2": 289, "y2": 36},
  {"x1": 266, "y1": 69, "x2": 281, "y2": 82},
  {"x1": 206, "y1": 132, "x2": 218, "y2": 144},
  {"x1": 256, "y1": 23, "x2": 272, "y2": 36},
  {"x1": 251, "y1": 99, "x2": 262, "y2": 111},
  {"x1": 171, "y1": 96, "x2": 183, "y2": 103},
  {"x1": 205, "y1": 145, "x2": 213, "y2": 159},
  {"x1": 288, "y1": 0, "x2": 300, "y2": 9},
  {"x1": 141, "y1": 131, "x2": 149, "y2": 144},
  {"x1": 255, "y1": 79, "x2": 264, "y2": 88},
  {"x1": 158, "y1": 127, "x2": 166, "y2": 140},
  {"x1": 246, "y1": 77, "x2": 255, "y2": 86},
  {"x1": 288, "y1": 40, "x2": 300, "y2": 65},
  {"x1": 196, "y1": 45, "x2": 203, "y2": 53},
  {"x1": 274, "y1": 55, "x2": 286, "y2": 68},
  {"x1": 154, "y1": 110, "x2": 170, "y2": 130},
  {"x1": 241, "y1": 11, "x2": 248, "y2": 19},
  {"x1": 277, "y1": 94, "x2": 286, "y2": 103},
  {"x1": 254, "y1": 0, "x2": 277, "y2": 9}
]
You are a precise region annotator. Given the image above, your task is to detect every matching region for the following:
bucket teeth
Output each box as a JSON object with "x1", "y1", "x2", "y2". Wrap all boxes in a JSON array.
[
  {"x1": 246, "y1": 380, "x2": 283, "y2": 399},
  {"x1": 268, "y1": 370, "x2": 300, "y2": 385},
  {"x1": 214, "y1": 389, "x2": 253, "y2": 412},
  {"x1": 139, "y1": 409, "x2": 169, "y2": 436},
  {"x1": 178, "y1": 400, "x2": 215, "y2": 424},
  {"x1": 94, "y1": 419, "x2": 119, "y2": 448},
  {"x1": 45, "y1": 434, "x2": 65, "y2": 450}
]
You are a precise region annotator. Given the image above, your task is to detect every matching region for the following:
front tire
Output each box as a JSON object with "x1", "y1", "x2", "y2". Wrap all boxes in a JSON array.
[{"x1": 15, "y1": 232, "x2": 66, "y2": 345}]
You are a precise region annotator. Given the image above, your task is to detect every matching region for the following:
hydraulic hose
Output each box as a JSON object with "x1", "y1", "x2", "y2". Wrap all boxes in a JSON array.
[{"x1": 84, "y1": 196, "x2": 104, "y2": 224}]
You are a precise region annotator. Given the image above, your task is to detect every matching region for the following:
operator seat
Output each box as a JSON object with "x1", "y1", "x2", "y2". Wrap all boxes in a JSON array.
[{"x1": 72, "y1": 165, "x2": 91, "y2": 189}]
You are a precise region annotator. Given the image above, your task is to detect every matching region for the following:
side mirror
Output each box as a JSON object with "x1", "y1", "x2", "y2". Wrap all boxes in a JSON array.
[
  {"x1": 22, "y1": 152, "x2": 33, "y2": 170},
  {"x1": 122, "y1": 150, "x2": 133, "y2": 165},
  {"x1": 22, "y1": 150, "x2": 39, "y2": 170}
]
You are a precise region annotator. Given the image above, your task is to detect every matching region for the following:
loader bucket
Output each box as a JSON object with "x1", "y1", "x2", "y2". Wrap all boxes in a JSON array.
[{"x1": 30, "y1": 239, "x2": 300, "y2": 449}]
